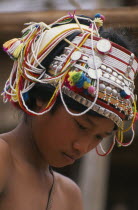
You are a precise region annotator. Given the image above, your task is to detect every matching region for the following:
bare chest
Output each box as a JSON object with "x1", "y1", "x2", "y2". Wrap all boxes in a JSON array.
[{"x1": 0, "y1": 171, "x2": 70, "y2": 210}]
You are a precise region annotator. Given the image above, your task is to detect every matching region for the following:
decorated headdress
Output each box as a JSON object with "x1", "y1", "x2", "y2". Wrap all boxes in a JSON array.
[{"x1": 2, "y1": 13, "x2": 138, "y2": 155}]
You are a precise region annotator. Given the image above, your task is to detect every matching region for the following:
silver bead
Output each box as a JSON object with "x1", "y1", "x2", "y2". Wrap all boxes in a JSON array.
[
  {"x1": 104, "y1": 73, "x2": 110, "y2": 78},
  {"x1": 99, "y1": 83, "x2": 105, "y2": 91},
  {"x1": 118, "y1": 75, "x2": 123, "y2": 80},
  {"x1": 106, "y1": 86, "x2": 112, "y2": 94},
  {"x1": 112, "y1": 89, "x2": 118, "y2": 96},
  {"x1": 106, "y1": 68, "x2": 112, "y2": 73},
  {"x1": 130, "y1": 53, "x2": 135, "y2": 60},
  {"x1": 116, "y1": 79, "x2": 121, "y2": 84},
  {"x1": 112, "y1": 71, "x2": 118, "y2": 77},
  {"x1": 129, "y1": 59, "x2": 133, "y2": 66},
  {"x1": 127, "y1": 65, "x2": 131, "y2": 72},
  {"x1": 82, "y1": 55, "x2": 88, "y2": 61},
  {"x1": 110, "y1": 76, "x2": 115, "y2": 81},
  {"x1": 101, "y1": 65, "x2": 107, "y2": 71}
]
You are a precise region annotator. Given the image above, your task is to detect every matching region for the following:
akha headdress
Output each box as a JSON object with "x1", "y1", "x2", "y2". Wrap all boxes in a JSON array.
[{"x1": 2, "y1": 13, "x2": 138, "y2": 155}]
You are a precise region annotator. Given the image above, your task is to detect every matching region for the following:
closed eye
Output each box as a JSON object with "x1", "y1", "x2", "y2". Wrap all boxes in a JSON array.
[
  {"x1": 75, "y1": 120, "x2": 87, "y2": 130},
  {"x1": 96, "y1": 134, "x2": 103, "y2": 141}
]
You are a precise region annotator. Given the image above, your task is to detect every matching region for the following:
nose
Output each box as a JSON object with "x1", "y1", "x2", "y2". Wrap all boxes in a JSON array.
[{"x1": 72, "y1": 138, "x2": 93, "y2": 157}]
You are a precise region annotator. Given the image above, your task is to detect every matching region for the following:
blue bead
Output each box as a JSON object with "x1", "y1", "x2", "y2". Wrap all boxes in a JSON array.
[
  {"x1": 120, "y1": 90, "x2": 127, "y2": 98},
  {"x1": 94, "y1": 13, "x2": 101, "y2": 18}
]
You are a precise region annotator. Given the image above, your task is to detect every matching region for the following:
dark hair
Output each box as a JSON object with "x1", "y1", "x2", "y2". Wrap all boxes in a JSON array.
[{"x1": 25, "y1": 16, "x2": 137, "y2": 127}]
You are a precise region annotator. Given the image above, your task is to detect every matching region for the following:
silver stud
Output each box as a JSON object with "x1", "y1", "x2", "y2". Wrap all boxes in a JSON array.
[
  {"x1": 98, "y1": 107, "x2": 105, "y2": 115},
  {"x1": 104, "y1": 110, "x2": 110, "y2": 117}
]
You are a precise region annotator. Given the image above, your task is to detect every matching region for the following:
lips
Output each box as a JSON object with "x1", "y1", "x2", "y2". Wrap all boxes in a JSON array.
[{"x1": 62, "y1": 152, "x2": 77, "y2": 163}]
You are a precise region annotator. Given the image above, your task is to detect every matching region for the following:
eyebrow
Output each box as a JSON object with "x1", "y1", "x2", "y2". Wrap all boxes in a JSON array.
[{"x1": 83, "y1": 115, "x2": 113, "y2": 136}]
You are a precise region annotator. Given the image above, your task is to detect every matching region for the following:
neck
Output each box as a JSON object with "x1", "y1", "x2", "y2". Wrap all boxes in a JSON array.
[{"x1": 3, "y1": 117, "x2": 49, "y2": 173}]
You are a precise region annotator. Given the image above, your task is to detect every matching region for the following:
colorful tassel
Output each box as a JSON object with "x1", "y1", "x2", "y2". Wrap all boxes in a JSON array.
[{"x1": 3, "y1": 38, "x2": 24, "y2": 60}]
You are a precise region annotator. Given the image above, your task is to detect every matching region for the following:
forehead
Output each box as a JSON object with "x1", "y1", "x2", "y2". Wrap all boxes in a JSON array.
[{"x1": 83, "y1": 114, "x2": 115, "y2": 131}]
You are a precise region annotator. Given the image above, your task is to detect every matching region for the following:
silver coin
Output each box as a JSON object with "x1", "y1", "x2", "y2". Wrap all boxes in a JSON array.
[
  {"x1": 71, "y1": 51, "x2": 82, "y2": 61},
  {"x1": 88, "y1": 56, "x2": 102, "y2": 69},
  {"x1": 96, "y1": 39, "x2": 112, "y2": 54}
]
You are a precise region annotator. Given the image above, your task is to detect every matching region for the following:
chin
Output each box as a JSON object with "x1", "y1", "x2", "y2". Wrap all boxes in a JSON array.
[{"x1": 50, "y1": 162, "x2": 74, "y2": 168}]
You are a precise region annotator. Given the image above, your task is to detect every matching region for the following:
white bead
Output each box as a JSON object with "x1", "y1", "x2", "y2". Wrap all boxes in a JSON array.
[{"x1": 88, "y1": 56, "x2": 102, "y2": 69}]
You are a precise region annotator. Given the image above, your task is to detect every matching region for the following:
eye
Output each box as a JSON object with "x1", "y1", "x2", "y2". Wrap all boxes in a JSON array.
[
  {"x1": 96, "y1": 134, "x2": 103, "y2": 141},
  {"x1": 75, "y1": 121, "x2": 87, "y2": 130}
]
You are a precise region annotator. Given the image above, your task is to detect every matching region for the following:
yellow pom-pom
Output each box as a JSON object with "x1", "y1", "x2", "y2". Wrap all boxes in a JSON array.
[
  {"x1": 94, "y1": 18, "x2": 103, "y2": 27},
  {"x1": 83, "y1": 81, "x2": 91, "y2": 89}
]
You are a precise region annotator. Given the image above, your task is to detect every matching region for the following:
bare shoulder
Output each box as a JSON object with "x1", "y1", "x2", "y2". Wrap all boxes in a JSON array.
[
  {"x1": 0, "y1": 138, "x2": 13, "y2": 193},
  {"x1": 54, "y1": 172, "x2": 83, "y2": 210}
]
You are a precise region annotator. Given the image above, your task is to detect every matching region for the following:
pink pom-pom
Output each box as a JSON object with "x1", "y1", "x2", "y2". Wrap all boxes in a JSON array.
[
  {"x1": 100, "y1": 15, "x2": 105, "y2": 21},
  {"x1": 88, "y1": 86, "x2": 95, "y2": 94}
]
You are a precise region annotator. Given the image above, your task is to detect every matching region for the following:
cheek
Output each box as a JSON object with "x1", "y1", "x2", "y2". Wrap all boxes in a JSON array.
[{"x1": 31, "y1": 116, "x2": 78, "y2": 155}]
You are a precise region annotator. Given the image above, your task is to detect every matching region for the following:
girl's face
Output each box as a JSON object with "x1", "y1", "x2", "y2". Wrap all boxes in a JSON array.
[{"x1": 31, "y1": 105, "x2": 115, "y2": 168}]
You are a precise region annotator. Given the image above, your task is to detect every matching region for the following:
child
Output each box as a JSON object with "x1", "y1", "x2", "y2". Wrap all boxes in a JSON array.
[{"x1": 0, "y1": 13, "x2": 137, "y2": 210}]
